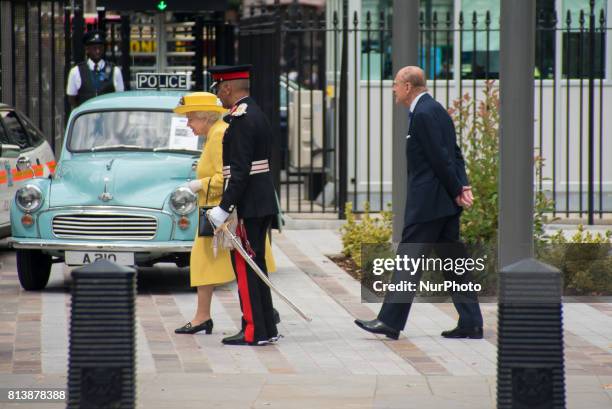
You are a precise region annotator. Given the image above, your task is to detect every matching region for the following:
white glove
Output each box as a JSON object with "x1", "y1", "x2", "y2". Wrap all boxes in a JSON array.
[
  {"x1": 208, "y1": 206, "x2": 229, "y2": 228},
  {"x1": 187, "y1": 179, "x2": 202, "y2": 193}
]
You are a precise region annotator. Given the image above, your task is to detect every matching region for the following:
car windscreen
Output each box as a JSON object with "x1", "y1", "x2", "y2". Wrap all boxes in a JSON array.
[{"x1": 68, "y1": 110, "x2": 199, "y2": 152}]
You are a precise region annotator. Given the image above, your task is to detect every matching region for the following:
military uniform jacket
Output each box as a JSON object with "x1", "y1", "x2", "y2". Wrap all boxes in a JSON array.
[{"x1": 219, "y1": 96, "x2": 278, "y2": 219}]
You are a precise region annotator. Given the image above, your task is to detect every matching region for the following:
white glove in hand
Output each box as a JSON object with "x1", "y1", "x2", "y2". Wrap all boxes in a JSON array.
[
  {"x1": 187, "y1": 179, "x2": 203, "y2": 193},
  {"x1": 208, "y1": 206, "x2": 229, "y2": 228}
]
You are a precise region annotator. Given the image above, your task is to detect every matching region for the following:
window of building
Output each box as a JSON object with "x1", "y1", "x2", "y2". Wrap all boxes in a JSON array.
[
  {"x1": 360, "y1": 0, "x2": 608, "y2": 81},
  {"x1": 458, "y1": 0, "x2": 607, "y2": 79},
  {"x1": 459, "y1": 0, "x2": 500, "y2": 79},
  {"x1": 360, "y1": 0, "x2": 393, "y2": 80},
  {"x1": 419, "y1": 0, "x2": 455, "y2": 79},
  {"x1": 561, "y1": 0, "x2": 607, "y2": 78}
]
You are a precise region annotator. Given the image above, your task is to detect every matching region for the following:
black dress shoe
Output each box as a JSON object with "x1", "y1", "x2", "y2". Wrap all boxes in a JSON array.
[
  {"x1": 222, "y1": 330, "x2": 274, "y2": 346},
  {"x1": 441, "y1": 326, "x2": 483, "y2": 339},
  {"x1": 222, "y1": 330, "x2": 248, "y2": 345},
  {"x1": 354, "y1": 318, "x2": 400, "y2": 340},
  {"x1": 273, "y1": 308, "x2": 281, "y2": 325},
  {"x1": 175, "y1": 319, "x2": 213, "y2": 335}
]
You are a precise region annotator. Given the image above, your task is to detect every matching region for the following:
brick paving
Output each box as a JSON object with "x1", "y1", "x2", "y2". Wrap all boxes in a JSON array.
[{"x1": 0, "y1": 229, "x2": 611, "y2": 408}]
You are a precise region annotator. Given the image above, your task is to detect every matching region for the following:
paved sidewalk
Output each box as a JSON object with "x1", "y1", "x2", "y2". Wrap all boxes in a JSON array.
[{"x1": 0, "y1": 229, "x2": 611, "y2": 408}]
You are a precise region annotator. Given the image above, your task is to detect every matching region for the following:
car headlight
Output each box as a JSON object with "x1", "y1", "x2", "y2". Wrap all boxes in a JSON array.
[
  {"x1": 15, "y1": 184, "x2": 43, "y2": 212},
  {"x1": 170, "y1": 186, "x2": 197, "y2": 215}
]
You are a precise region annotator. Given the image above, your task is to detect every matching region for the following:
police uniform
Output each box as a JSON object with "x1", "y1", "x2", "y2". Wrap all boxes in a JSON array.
[
  {"x1": 209, "y1": 65, "x2": 279, "y2": 346},
  {"x1": 66, "y1": 30, "x2": 124, "y2": 107}
]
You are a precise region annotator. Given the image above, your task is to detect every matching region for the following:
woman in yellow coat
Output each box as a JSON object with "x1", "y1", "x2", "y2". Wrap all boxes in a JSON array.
[{"x1": 173, "y1": 92, "x2": 276, "y2": 334}]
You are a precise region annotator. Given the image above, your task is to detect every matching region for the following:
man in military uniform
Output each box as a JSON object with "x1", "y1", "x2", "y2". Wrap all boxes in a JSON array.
[
  {"x1": 207, "y1": 65, "x2": 280, "y2": 346},
  {"x1": 66, "y1": 30, "x2": 124, "y2": 109}
]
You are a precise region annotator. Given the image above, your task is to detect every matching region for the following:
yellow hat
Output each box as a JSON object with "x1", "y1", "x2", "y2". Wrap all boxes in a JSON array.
[{"x1": 173, "y1": 92, "x2": 227, "y2": 114}]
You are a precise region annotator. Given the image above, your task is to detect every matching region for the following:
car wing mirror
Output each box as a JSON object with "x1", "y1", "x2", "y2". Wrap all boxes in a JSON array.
[
  {"x1": 0, "y1": 144, "x2": 21, "y2": 158},
  {"x1": 16, "y1": 155, "x2": 32, "y2": 171}
]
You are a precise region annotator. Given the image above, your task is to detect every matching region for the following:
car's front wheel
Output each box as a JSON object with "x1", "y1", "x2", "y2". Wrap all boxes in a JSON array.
[{"x1": 16, "y1": 249, "x2": 52, "y2": 291}]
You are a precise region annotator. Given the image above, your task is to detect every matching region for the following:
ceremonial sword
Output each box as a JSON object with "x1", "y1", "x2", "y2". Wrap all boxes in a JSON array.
[{"x1": 207, "y1": 211, "x2": 312, "y2": 322}]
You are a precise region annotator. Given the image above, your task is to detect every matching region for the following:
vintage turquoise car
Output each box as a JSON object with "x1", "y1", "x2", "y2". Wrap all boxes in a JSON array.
[{"x1": 10, "y1": 91, "x2": 202, "y2": 290}]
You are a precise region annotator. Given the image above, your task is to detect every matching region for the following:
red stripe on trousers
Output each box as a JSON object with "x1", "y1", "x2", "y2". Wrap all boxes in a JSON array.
[{"x1": 234, "y1": 251, "x2": 255, "y2": 343}]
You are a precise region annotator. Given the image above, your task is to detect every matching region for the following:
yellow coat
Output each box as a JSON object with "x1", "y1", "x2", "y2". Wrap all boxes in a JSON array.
[{"x1": 189, "y1": 119, "x2": 276, "y2": 287}]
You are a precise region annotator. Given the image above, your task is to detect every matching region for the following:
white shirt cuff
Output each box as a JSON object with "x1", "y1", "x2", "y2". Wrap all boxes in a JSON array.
[{"x1": 188, "y1": 179, "x2": 203, "y2": 193}]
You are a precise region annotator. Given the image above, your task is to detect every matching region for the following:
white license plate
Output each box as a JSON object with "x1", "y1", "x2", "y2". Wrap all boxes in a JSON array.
[{"x1": 65, "y1": 251, "x2": 135, "y2": 266}]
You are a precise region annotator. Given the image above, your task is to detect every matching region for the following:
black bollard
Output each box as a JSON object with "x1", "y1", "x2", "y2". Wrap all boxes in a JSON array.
[
  {"x1": 67, "y1": 260, "x2": 137, "y2": 409},
  {"x1": 497, "y1": 258, "x2": 566, "y2": 409}
]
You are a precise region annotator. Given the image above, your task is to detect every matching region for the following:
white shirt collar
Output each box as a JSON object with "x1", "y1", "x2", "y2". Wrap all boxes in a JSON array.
[
  {"x1": 87, "y1": 59, "x2": 106, "y2": 70},
  {"x1": 409, "y1": 91, "x2": 428, "y2": 113},
  {"x1": 234, "y1": 95, "x2": 249, "y2": 106}
]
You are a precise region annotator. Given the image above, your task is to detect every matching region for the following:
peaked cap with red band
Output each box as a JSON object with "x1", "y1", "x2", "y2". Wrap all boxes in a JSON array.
[{"x1": 209, "y1": 64, "x2": 252, "y2": 90}]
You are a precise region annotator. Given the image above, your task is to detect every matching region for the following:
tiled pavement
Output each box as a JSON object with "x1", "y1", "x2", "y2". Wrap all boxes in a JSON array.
[{"x1": 0, "y1": 230, "x2": 611, "y2": 408}]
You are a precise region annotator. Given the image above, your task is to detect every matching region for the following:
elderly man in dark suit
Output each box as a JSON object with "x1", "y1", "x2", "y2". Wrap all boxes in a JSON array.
[{"x1": 355, "y1": 66, "x2": 484, "y2": 340}]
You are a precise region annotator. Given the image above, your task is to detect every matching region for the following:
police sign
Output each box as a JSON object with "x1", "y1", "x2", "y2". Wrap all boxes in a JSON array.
[{"x1": 136, "y1": 73, "x2": 190, "y2": 90}]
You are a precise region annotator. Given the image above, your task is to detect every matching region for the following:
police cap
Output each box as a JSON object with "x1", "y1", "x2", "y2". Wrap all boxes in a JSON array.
[{"x1": 83, "y1": 30, "x2": 105, "y2": 46}]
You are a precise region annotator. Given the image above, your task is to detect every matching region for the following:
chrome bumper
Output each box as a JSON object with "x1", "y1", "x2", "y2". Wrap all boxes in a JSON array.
[{"x1": 10, "y1": 238, "x2": 193, "y2": 252}]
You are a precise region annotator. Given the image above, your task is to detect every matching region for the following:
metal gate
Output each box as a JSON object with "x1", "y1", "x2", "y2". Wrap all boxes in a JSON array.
[
  {"x1": 0, "y1": 0, "x2": 69, "y2": 153},
  {"x1": 239, "y1": 5, "x2": 338, "y2": 215}
]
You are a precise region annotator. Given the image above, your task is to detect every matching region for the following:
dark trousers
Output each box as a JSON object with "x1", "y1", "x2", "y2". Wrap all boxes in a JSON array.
[
  {"x1": 377, "y1": 214, "x2": 483, "y2": 331},
  {"x1": 231, "y1": 216, "x2": 277, "y2": 343}
]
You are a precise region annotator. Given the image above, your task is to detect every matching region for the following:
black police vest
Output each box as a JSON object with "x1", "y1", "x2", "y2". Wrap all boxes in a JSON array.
[{"x1": 76, "y1": 61, "x2": 116, "y2": 104}]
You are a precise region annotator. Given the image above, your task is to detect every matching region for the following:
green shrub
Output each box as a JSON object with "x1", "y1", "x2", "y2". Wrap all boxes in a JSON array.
[
  {"x1": 536, "y1": 225, "x2": 612, "y2": 295},
  {"x1": 448, "y1": 81, "x2": 500, "y2": 246},
  {"x1": 340, "y1": 201, "x2": 392, "y2": 268},
  {"x1": 338, "y1": 81, "x2": 612, "y2": 296}
]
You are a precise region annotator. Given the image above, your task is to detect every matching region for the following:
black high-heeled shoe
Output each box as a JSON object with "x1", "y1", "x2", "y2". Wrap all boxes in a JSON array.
[{"x1": 175, "y1": 319, "x2": 213, "y2": 334}]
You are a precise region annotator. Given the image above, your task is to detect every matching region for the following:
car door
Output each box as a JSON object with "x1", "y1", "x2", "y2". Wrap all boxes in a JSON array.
[
  {"x1": 0, "y1": 109, "x2": 36, "y2": 202},
  {"x1": 0, "y1": 112, "x2": 21, "y2": 229},
  {"x1": 16, "y1": 111, "x2": 55, "y2": 178}
]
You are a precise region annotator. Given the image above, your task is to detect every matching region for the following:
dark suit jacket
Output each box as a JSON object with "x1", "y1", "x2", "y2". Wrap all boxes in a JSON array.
[
  {"x1": 403, "y1": 93, "x2": 468, "y2": 225},
  {"x1": 219, "y1": 96, "x2": 278, "y2": 219}
]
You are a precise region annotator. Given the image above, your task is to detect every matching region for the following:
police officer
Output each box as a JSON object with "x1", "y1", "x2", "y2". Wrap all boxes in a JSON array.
[
  {"x1": 207, "y1": 65, "x2": 280, "y2": 346},
  {"x1": 66, "y1": 30, "x2": 124, "y2": 109}
]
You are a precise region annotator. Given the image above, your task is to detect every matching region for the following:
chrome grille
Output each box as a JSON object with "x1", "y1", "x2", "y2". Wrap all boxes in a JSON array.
[{"x1": 52, "y1": 214, "x2": 158, "y2": 240}]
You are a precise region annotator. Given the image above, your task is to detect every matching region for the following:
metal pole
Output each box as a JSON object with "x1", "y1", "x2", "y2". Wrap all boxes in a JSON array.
[
  {"x1": 498, "y1": 0, "x2": 535, "y2": 267},
  {"x1": 64, "y1": 3, "x2": 71, "y2": 123},
  {"x1": 338, "y1": 0, "x2": 349, "y2": 219},
  {"x1": 391, "y1": 0, "x2": 419, "y2": 241},
  {"x1": 587, "y1": 0, "x2": 595, "y2": 224},
  {"x1": 24, "y1": 1, "x2": 30, "y2": 115},
  {"x1": 120, "y1": 14, "x2": 131, "y2": 90},
  {"x1": 72, "y1": 3, "x2": 84, "y2": 63},
  {"x1": 497, "y1": 2, "x2": 566, "y2": 408},
  {"x1": 193, "y1": 16, "x2": 204, "y2": 90},
  {"x1": 51, "y1": 1, "x2": 56, "y2": 152},
  {"x1": 214, "y1": 13, "x2": 227, "y2": 65},
  {"x1": 96, "y1": 6, "x2": 106, "y2": 33},
  {"x1": 156, "y1": 13, "x2": 165, "y2": 73}
]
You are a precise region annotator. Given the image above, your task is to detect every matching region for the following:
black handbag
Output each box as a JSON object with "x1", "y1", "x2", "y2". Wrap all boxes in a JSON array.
[{"x1": 198, "y1": 179, "x2": 215, "y2": 237}]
